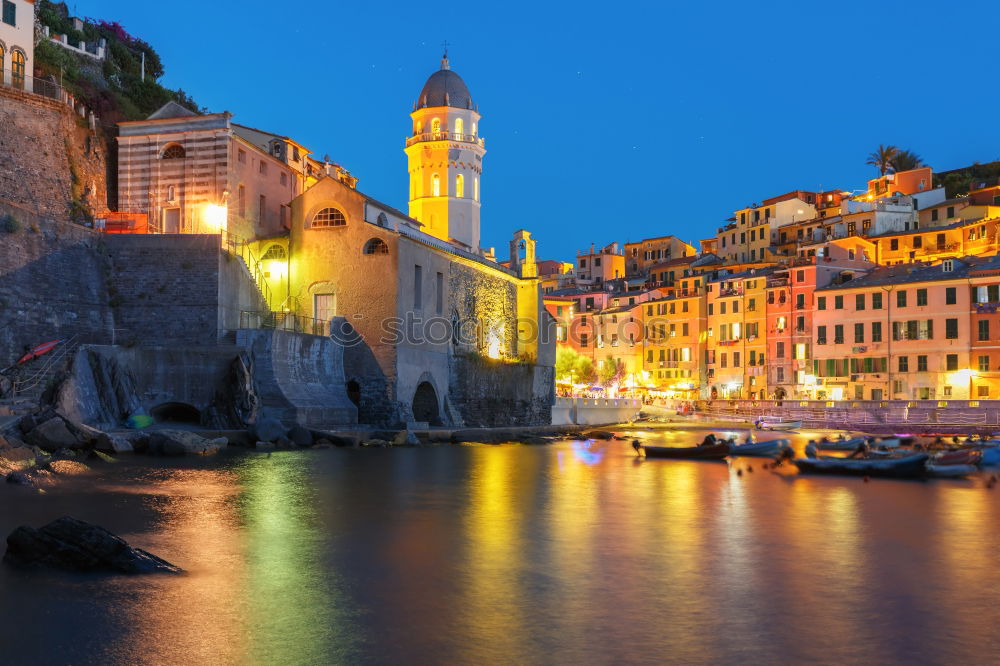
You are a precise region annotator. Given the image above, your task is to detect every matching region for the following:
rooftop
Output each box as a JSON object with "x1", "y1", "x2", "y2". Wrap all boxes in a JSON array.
[{"x1": 816, "y1": 257, "x2": 994, "y2": 291}]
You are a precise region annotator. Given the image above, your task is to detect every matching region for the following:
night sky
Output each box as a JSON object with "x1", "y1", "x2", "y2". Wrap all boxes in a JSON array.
[{"x1": 92, "y1": 0, "x2": 1000, "y2": 261}]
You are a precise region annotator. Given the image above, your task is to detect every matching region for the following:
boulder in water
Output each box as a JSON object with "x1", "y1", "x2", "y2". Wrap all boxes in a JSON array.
[
  {"x1": 287, "y1": 425, "x2": 313, "y2": 448},
  {"x1": 148, "y1": 431, "x2": 224, "y2": 456},
  {"x1": 24, "y1": 417, "x2": 84, "y2": 452},
  {"x1": 4, "y1": 516, "x2": 182, "y2": 574},
  {"x1": 252, "y1": 416, "x2": 285, "y2": 443}
]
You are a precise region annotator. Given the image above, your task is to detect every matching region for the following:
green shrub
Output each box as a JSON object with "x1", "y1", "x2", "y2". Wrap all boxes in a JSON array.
[{"x1": 2, "y1": 214, "x2": 20, "y2": 233}]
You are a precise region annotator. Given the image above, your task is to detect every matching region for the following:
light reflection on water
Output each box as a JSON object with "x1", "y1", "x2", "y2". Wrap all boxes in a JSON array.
[{"x1": 0, "y1": 432, "x2": 999, "y2": 665}]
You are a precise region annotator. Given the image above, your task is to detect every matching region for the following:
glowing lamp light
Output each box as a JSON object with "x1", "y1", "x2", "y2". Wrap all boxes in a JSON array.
[
  {"x1": 266, "y1": 260, "x2": 287, "y2": 279},
  {"x1": 486, "y1": 327, "x2": 504, "y2": 359},
  {"x1": 203, "y1": 204, "x2": 228, "y2": 231},
  {"x1": 951, "y1": 369, "x2": 976, "y2": 383}
]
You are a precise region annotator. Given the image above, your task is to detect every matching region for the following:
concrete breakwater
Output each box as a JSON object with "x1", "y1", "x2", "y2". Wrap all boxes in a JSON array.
[{"x1": 682, "y1": 399, "x2": 1000, "y2": 436}]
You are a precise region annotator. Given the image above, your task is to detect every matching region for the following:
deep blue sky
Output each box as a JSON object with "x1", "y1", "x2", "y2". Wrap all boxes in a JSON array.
[{"x1": 92, "y1": 0, "x2": 1000, "y2": 261}]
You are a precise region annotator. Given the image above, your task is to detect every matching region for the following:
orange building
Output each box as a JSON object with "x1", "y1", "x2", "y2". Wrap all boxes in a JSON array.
[{"x1": 642, "y1": 273, "x2": 707, "y2": 398}]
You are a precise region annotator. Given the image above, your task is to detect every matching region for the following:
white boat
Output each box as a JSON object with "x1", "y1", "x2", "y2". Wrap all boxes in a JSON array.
[
  {"x1": 729, "y1": 439, "x2": 790, "y2": 457},
  {"x1": 755, "y1": 419, "x2": 802, "y2": 431}
]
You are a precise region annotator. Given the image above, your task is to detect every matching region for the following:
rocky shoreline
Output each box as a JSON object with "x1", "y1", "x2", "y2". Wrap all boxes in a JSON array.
[{"x1": 0, "y1": 406, "x2": 629, "y2": 489}]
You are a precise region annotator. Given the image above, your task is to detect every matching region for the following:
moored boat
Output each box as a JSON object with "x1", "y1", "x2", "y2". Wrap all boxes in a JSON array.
[
  {"x1": 642, "y1": 443, "x2": 730, "y2": 460},
  {"x1": 794, "y1": 453, "x2": 929, "y2": 479},
  {"x1": 925, "y1": 464, "x2": 978, "y2": 479},
  {"x1": 729, "y1": 439, "x2": 790, "y2": 457},
  {"x1": 932, "y1": 449, "x2": 982, "y2": 467},
  {"x1": 755, "y1": 418, "x2": 802, "y2": 431},
  {"x1": 818, "y1": 436, "x2": 900, "y2": 452}
]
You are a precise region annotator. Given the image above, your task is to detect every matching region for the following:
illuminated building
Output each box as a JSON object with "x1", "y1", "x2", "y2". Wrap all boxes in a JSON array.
[
  {"x1": 404, "y1": 50, "x2": 484, "y2": 251},
  {"x1": 624, "y1": 235, "x2": 696, "y2": 278}
]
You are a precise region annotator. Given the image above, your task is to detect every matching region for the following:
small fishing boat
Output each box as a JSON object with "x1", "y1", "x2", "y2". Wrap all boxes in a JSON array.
[
  {"x1": 818, "y1": 436, "x2": 900, "y2": 451},
  {"x1": 932, "y1": 449, "x2": 982, "y2": 467},
  {"x1": 729, "y1": 439, "x2": 790, "y2": 457},
  {"x1": 755, "y1": 418, "x2": 802, "y2": 431},
  {"x1": 816, "y1": 436, "x2": 867, "y2": 452},
  {"x1": 642, "y1": 443, "x2": 729, "y2": 460},
  {"x1": 794, "y1": 453, "x2": 929, "y2": 479},
  {"x1": 925, "y1": 464, "x2": 978, "y2": 479},
  {"x1": 978, "y1": 446, "x2": 1000, "y2": 466}
]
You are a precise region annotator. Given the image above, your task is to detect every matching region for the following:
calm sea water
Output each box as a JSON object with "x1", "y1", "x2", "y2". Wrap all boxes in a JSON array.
[{"x1": 1, "y1": 430, "x2": 999, "y2": 665}]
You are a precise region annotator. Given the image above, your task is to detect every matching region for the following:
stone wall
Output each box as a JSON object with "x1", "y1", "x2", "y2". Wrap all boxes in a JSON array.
[
  {"x1": 0, "y1": 86, "x2": 108, "y2": 219},
  {"x1": 448, "y1": 354, "x2": 554, "y2": 427},
  {"x1": 0, "y1": 201, "x2": 112, "y2": 363},
  {"x1": 103, "y1": 234, "x2": 268, "y2": 346}
]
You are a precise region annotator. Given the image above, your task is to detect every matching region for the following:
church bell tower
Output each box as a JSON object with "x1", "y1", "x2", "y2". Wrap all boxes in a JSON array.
[{"x1": 405, "y1": 52, "x2": 485, "y2": 251}]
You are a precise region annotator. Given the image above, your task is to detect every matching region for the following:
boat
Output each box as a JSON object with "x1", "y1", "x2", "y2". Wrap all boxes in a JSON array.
[
  {"x1": 818, "y1": 436, "x2": 900, "y2": 452},
  {"x1": 978, "y1": 446, "x2": 1000, "y2": 466},
  {"x1": 729, "y1": 439, "x2": 790, "y2": 457},
  {"x1": 642, "y1": 443, "x2": 730, "y2": 460},
  {"x1": 794, "y1": 453, "x2": 930, "y2": 479},
  {"x1": 755, "y1": 418, "x2": 802, "y2": 431},
  {"x1": 816, "y1": 436, "x2": 867, "y2": 452},
  {"x1": 932, "y1": 449, "x2": 982, "y2": 467},
  {"x1": 925, "y1": 464, "x2": 978, "y2": 479}
]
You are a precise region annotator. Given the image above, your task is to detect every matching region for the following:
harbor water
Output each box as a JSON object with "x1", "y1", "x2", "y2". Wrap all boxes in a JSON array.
[{"x1": 1, "y1": 430, "x2": 998, "y2": 665}]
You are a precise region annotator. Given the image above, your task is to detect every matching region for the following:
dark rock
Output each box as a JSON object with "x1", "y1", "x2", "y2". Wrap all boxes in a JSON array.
[
  {"x1": 392, "y1": 430, "x2": 419, "y2": 446},
  {"x1": 94, "y1": 432, "x2": 133, "y2": 453},
  {"x1": 287, "y1": 425, "x2": 313, "y2": 448},
  {"x1": 582, "y1": 430, "x2": 615, "y2": 440},
  {"x1": 0, "y1": 436, "x2": 35, "y2": 463},
  {"x1": 4, "y1": 516, "x2": 182, "y2": 574},
  {"x1": 313, "y1": 438, "x2": 333, "y2": 448},
  {"x1": 5, "y1": 471, "x2": 33, "y2": 486},
  {"x1": 25, "y1": 417, "x2": 83, "y2": 451},
  {"x1": 148, "y1": 431, "x2": 223, "y2": 456},
  {"x1": 275, "y1": 437, "x2": 294, "y2": 449},
  {"x1": 252, "y1": 415, "x2": 286, "y2": 443}
]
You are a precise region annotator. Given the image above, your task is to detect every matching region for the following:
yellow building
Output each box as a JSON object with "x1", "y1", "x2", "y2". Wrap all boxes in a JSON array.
[
  {"x1": 404, "y1": 51, "x2": 485, "y2": 251},
  {"x1": 642, "y1": 274, "x2": 707, "y2": 398}
]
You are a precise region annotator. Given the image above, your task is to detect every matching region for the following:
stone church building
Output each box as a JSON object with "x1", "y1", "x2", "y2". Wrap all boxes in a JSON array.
[{"x1": 115, "y1": 54, "x2": 556, "y2": 427}]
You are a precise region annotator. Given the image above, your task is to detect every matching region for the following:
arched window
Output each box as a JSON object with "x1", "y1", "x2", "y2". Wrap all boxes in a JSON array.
[
  {"x1": 431, "y1": 174, "x2": 440, "y2": 197},
  {"x1": 415, "y1": 121, "x2": 423, "y2": 134},
  {"x1": 0, "y1": 44, "x2": 5, "y2": 85},
  {"x1": 363, "y1": 238, "x2": 389, "y2": 255},
  {"x1": 474, "y1": 177, "x2": 479, "y2": 202},
  {"x1": 312, "y1": 207, "x2": 347, "y2": 227},
  {"x1": 161, "y1": 143, "x2": 186, "y2": 159},
  {"x1": 472, "y1": 121, "x2": 477, "y2": 136},
  {"x1": 376, "y1": 212, "x2": 388, "y2": 227},
  {"x1": 261, "y1": 244, "x2": 287, "y2": 260},
  {"x1": 431, "y1": 118, "x2": 441, "y2": 135},
  {"x1": 166, "y1": 185, "x2": 176, "y2": 201},
  {"x1": 454, "y1": 117, "x2": 464, "y2": 138},
  {"x1": 11, "y1": 50, "x2": 25, "y2": 90},
  {"x1": 455, "y1": 174, "x2": 464, "y2": 198}
]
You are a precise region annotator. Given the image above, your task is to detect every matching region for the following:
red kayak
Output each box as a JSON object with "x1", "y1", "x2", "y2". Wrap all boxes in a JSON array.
[{"x1": 16, "y1": 340, "x2": 61, "y2": 365}]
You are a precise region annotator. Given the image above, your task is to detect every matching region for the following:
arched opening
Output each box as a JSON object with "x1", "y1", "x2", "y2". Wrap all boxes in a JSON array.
[
  {"x1": 455, "y1": 173, "x2": 464, "y2": 198},
  {"x1": 412, "y1": 381, "x2": 441, "y2": 425},
  {"x1": 431, "y1": 117, "x2": 441, "y2": 134},
  {"x1": 454, "y1": 117, "x2": 464, "y2": 137},
  {"x1": 150, "y1": 402, "x2": 202, "y2": 424},
  {"x1": 431, "y1": 173, "x2": 441, "y2": 197},
  {"x1": 161, "y1": 143, "x2": 186, "y2": 159},
  {"x1": 346, "y1": 380, "x2": 361, "y2": 407},
  {"x1": 377, "y1": 212, "x2": 388, "y2": 227},
  {"x1": 11, "y1": 50, "x2": 25, "y2": 89},
  {"x1": 312, "y1": 207, "x2": 346, "y2": 227},
  {"x1": 363, "y1": 238, "x2": 389, "y2": 255}
]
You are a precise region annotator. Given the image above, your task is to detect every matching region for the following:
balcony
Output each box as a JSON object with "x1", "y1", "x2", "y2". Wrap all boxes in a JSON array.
[{"x1": 405, "y1": 132, "x2": 485, "y2": 148}]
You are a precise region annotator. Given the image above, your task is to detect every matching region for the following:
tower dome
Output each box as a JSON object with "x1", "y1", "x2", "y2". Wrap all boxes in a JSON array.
[{"x1": 415, "y1": 54, "x2": 476, "y2": 111}]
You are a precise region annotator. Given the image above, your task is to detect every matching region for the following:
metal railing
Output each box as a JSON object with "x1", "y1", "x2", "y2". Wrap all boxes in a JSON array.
[
  {"x1": 405, "y1": 132, "x2": 485, "y2": 147},
  {"x1": 239, "y1": 311, "x2": 331, "y2": 337},
  {"x1": 221, "y1": 232, "x2": 273, "y2": 309},
  {"x1": 12, "y1": 334, "x2": 81, "y2": 396},
  {"x1": 0, "y1": 69, "x2": 65, "y2": 102}
]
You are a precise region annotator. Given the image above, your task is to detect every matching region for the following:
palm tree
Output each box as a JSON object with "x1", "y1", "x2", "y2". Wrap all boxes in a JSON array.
[
  {"x1": 890, "y1": 149, "x2": 924, "y2": 173},
  {"x1": 866, "y1": 144, "x2": 898, "y2": 175}
]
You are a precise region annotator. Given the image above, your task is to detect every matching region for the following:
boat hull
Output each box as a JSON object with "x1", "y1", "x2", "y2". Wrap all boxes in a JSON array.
[
  {"x1": 643, "y1": 443, "x2": 729, "y2": 460},
  {"x1": 730, "y1": 440, "x2": 789, "y2": 457},
  {"x1": 795, "y1": 454, "x2": 930, "y2": 479}
]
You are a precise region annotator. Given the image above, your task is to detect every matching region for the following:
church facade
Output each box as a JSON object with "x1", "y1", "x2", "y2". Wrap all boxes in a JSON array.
[{"x1": 270, "y1": 55, "x2": 555, "y2": 426}]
